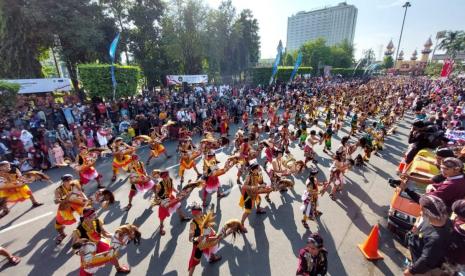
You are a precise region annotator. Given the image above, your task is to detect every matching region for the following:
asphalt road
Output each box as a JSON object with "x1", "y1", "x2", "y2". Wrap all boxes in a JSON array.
[{"x1": 0, "y1": 114, "x2": 412, "y2": 276}]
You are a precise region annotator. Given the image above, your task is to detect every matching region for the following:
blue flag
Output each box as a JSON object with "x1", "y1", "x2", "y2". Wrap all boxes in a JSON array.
[
  {"x1": 269, "y1": 40, "x2": 283, "y2": 85},
  {"x1": 289, "y1": 52, "x2": 303, "y2": 82},
  {"x1": 109, "y1": 33, "x2": 120, "y2": 99},
  {"x1": 109, "y1": 33, "x2": 120, "y2": 61}
]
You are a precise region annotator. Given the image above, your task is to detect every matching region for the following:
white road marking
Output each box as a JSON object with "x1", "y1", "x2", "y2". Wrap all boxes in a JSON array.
[{"x1": 0, "y1": 211, "x2": 54, "y2": 234}]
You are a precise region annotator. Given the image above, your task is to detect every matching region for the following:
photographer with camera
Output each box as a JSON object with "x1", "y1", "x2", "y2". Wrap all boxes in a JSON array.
[{"x1": 398, "y1": 157, "x2": 465, "y2": 212}]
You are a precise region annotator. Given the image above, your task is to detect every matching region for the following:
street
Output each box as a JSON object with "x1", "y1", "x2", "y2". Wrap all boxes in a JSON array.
[{"x1": 0, "y1": 115, "x2": 412, "y2": 276}]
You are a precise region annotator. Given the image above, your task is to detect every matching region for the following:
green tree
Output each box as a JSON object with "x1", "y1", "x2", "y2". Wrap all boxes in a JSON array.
[
  {"x1": 424, "y1": 62, "x2": 443, "y2": 76},
  {"x1": 330, "y1": 40, "x2": 353, "y2": 68},
  {"x1": 300, "y1": 38, "x2": 331, "y2": 75},
  {"x1": 36, "y1": 0, "x2": 118, "y2": 93},
  {"x1": 359, "y1": 49, "x2": 376, "y2": 68},
  {"x1": 0, "y1": 0, "x2": 49, "y2": 78},
  {"x1": 0, "y1": 81, "x2": 20, "y2": 112},
  {"x1": 438, "y1": 31, "x2": 465, "y2": 59},
  {"x1": 99, "y1": 0, "x2": 132, "y2": 63},
  {"x1": 128, "y1": 0, "x2": 164, "y2": 88},
  {"x1": 283, "y1": 52, "x2": 295, "y2": 66},
  {"x1": 383, "y1": 55, "x2": 394, "y2": 69}
]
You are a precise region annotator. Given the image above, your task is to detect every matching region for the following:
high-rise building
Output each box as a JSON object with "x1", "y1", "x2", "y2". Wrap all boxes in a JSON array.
[{"x1": 286, "y1": 2, "x2": 357, "y2": 52}]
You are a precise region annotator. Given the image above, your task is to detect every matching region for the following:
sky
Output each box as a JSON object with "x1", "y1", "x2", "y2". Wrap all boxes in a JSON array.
[{"x1": 206, "y1": 0, "x2": 465, "y2": 60}]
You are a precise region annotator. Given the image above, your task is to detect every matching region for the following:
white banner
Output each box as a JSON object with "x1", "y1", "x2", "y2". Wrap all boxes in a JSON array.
[
  {"x1": 166, "y1": 75, "x2": 208, "y2": 85},
  {"x1": 2, "y1": 78, "x2": 72, "y2": 94}
]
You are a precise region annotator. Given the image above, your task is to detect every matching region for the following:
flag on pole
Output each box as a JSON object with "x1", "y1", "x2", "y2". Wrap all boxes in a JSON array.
[
  {"x1": 289, "y1": 52, "x2": 303, "y2": 82},
  {"x1": 109, "y1": 33, "x2": 120, "y2": 99},
  {"x1": 269, "y1": 40, "x2": 283, "y2": 85},
  {"x1": 109, "y1": 33, "x2": 120, "y2": 61},
  {"x1": 440, "y1": 59, "x2": 454, "y2": 78}
]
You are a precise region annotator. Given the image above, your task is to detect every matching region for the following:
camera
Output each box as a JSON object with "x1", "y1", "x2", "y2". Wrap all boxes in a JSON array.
[{"x1": 388, "y1": 178, "x2": 402, "y2": 188}]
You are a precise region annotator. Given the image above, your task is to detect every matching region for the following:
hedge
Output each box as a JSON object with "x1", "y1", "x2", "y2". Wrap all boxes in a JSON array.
[
  {"x1": 78, "y1": 64, "x2": 141, "y2": 99},
  {"x1": 250, "y1": 66, "x2": 365, "y2": 85},
  {"x1": 250, "y1": 66, "x2": 313, "y2": 86},
  {"x1": 0, "y1": 81, "x2": 20, "y2": 111}
]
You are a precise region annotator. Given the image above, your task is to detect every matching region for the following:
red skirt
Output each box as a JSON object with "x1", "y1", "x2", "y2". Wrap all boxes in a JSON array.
[
  {"x1": 205, "y1": 175, "x2": 220, "y2": 194},
  {"x1": 80, "y1": 167, "x2": 101, "y2": 185}
]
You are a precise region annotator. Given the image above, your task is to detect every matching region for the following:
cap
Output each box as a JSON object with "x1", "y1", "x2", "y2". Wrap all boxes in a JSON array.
[
  {"x1": 436, "y1": 148, "x2": 455, "y2": 158},
  {"x1": 61, "y1": 174, "x2": 73, "y2": 181},
  {"x1": 0, "y1": 160, "x2": 10, "y2": 166},
  {"x1": 160, "y1": 171, "x2": 169, "y2": 178}
]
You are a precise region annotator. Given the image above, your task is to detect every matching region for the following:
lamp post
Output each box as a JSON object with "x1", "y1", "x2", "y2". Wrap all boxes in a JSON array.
[{"x1": 394, "y1": 2, "x2": 411, "y2": 62}]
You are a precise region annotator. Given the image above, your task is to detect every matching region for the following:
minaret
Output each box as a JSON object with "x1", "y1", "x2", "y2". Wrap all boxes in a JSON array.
[
  {"x1": 398, "y1": 50, "x2": 404, "y2": 60},
  {"x1": 384, "y1": 40, "x2": 394, "y2": 56},
  {"x1": 421, "y1": 37, "x2": 433, "y2": 62},
  {"x1": 410, "y1": 49, "x2": 418, "y2": 61}
]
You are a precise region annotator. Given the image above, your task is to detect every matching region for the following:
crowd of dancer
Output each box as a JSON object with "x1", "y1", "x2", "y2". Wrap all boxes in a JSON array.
[{"x1": 1, "y1": 75, "x2": 465, "y2": 275}]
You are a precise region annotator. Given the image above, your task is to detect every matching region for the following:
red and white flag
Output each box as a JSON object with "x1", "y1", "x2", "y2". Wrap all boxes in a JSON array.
[{"x1": 440, "y1": 59, "x2": 454, "y2": 78}]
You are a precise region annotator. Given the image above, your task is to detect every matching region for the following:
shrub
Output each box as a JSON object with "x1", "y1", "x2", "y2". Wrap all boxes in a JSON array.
[
  {"x1": 0, "y1": 81, "x2": 20, "y2": 111},
  {"x1": 78, "y1": 64, "x2": 141, "y2": 99}
]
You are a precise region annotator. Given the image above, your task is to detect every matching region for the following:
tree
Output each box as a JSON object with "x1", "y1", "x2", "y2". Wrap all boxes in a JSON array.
[
  {"x1": 34, "y1": 0, "x2": 118, "y2": 94},
  {"x1": 438, "y1": 31, "x2": 465, "y2": 59},
  {"x1": 283, "y1": 52, "x2": 295, "y2": 66},
  {"x1": 128, "y1": 0, "x2": 164, "y2": 88},
  {"x1": 300, "y1": 38, "x2": 332, "y2": 75},
  {"x1": 330, "y1": 40, "x2": 353, "y2": 68},
  {"x1": 234, "y1": 9, "x2": 260, "y2": 71},
  {"x1": 0, "y1": 0, "x2": 50, "y2": 78},
  {"x1": 383, "y1": 55, "x2": 394, "y2": 69},
  {"x1": 0, "y1": 81, "x2": 20, "y2": 112},
  {"x1": 99, "y1": 0, "x2": 132, "y2": 63},
  {"x1": 359, "y1": 49, "x2": 376, "y2": 68}
]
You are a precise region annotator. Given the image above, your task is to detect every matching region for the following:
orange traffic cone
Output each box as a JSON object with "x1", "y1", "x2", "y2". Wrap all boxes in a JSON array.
[
  {"x1": 358, "y1": 224, "x2": 383, "y2": 260},
  {"x1": 397, "y1": 159, "x2": 406, "y2": 173}
]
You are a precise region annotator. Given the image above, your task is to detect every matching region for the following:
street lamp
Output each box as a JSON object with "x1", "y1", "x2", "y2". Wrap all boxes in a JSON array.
[{"x1": 394, "y1": 2, "x2": 411, "y2": 62}]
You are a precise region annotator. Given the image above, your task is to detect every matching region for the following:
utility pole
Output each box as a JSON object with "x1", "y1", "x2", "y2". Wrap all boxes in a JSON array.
[{"x1": 395, "y1": 2, "x2": 411, "y2": 62}]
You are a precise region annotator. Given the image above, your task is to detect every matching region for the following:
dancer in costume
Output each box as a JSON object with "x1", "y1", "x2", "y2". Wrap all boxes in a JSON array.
[
  {"x1": 239, "y1": 163, "x2": 271, "y2": 233},
  {"x1": 304, "y1": 130, "x2": 320, "y2": 165},
  {"x1": 111, "y1": 138, "x2": 136, "y2": 182},
  {"x1": 188, "y1": 204, "x2": 221, "y2": 275},
  {"x1": 152, "y1": 170, "x2": 191, "y2": 236},
  {"x1": 201, "y1": 151, "x2": 231, "y2": 206},
  {"x1": 55, "y1": 174, "x2": 88, "y2": 244},
  {"x1": 188, "y1": 203, "x2": 242, "y2": 276},
  {"x1": 76, "y1": 144, "x2": 104, "y2": 188},
  {"x1": 301, "y1": 167, "x2": 322, "y2": 229},
  {"x1": 179, "y1": 149, "x2": 202, "y2": 187},
  {"x1": 124, "y1": 158, "x2": 155, "y2": 211},
  {"x1": 72, "y1": 208, "x2": 133, "y2": 275},
  {"x1": 0, "y1": 161, "x2": 43, "y2": 216},
  {"x1": 322, "y1": 124, "x2": 333, "y2": 153},
  {"x1": 235, "y1": 137, "x2": 253, "y2": 185}
]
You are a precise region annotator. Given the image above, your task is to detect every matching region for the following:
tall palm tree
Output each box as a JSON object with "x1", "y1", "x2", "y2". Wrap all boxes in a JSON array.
[{"x1": 438, "y1": 31, "x2": 465, "y2": 59}]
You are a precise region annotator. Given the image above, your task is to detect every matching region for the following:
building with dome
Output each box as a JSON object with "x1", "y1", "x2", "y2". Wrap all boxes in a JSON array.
[{"x1": 385, "y1": 38, "x2": 432, "y2": 75}]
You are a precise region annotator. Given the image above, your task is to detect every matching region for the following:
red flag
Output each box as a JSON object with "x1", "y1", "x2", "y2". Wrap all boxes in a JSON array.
[{"x1": 440, "y1": 59, "x2": 454, "y2": 77}]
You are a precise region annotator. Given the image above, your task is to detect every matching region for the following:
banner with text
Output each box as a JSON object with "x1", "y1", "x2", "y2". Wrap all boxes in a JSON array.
[{"x1": 166, "y1": 75, "x2": 208, "y2": 85}]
